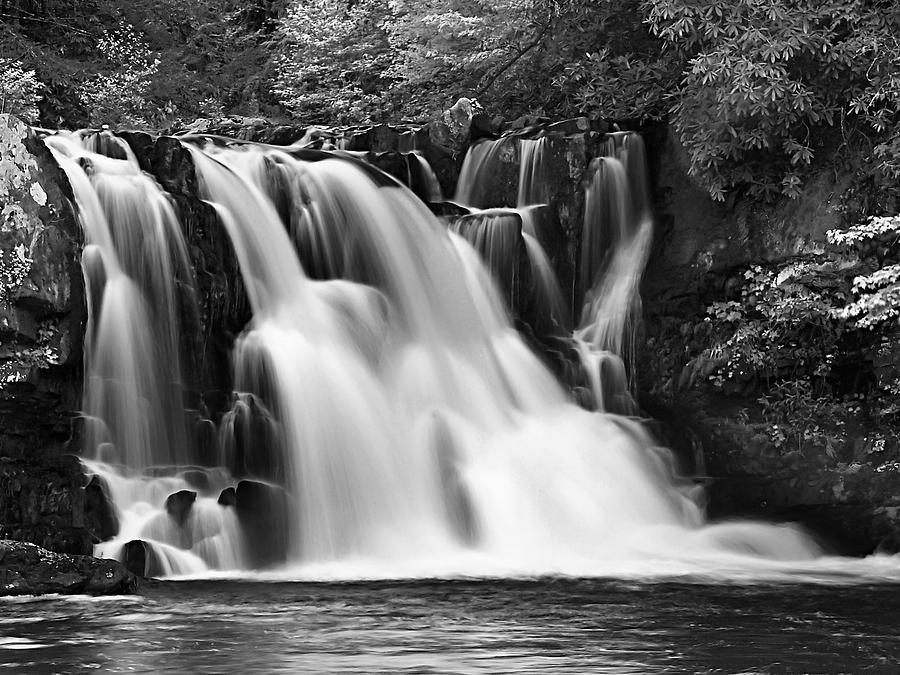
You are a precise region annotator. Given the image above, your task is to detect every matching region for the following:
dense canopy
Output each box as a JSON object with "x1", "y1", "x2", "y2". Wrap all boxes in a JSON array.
[{"x1": 1, "y1": 0, "x2": 898, "y2": 203}]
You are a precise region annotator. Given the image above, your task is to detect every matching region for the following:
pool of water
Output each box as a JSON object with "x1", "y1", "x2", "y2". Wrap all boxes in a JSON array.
[{"x1": 2, "y1": 577, "x2": 899, "y2": 673}]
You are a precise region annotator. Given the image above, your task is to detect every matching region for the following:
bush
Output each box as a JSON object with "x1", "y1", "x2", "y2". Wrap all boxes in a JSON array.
[
  {"x1": 645, "y1": 0, "x2": 900, "y2": 201},
  {"x1": 0, "y1": 60, "x2": 41, "y2": 122},
  {"x1": 76, "y1": 22, "x2": 161, "y2": 128}
]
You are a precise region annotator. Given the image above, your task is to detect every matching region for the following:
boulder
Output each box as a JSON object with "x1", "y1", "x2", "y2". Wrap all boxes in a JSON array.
[
  {"x1": 164, "y1": 490, "x2": 197, "y2": 526},
  {"x1": 121, "y1": 539, "x2": 166, "y2": 578},
  {"x1": 442, "y1": 97, "x2": 485, "y2": 147},
  {"x1": 217, "y1": 486, "x2": 236, "y2": 507},
  {"x1": 179, "y1": 468, "x2": 211, "y2": 492},
  {"x1": 0, "y1": 539, "x2": 138, "y2": 596},
  {"x1": 234, "y1": 479, "x2": 289, "y2": 567},
  {"x1": 83, "y1": 473, "x2": 118, "y2": 543}
]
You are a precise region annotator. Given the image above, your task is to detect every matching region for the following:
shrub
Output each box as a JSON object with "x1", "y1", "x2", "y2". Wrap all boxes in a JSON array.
[
  {"x1": 76, "y1": 22, "x2": 161, "y2": 128},
  {"x1": 0, "y1": 59, "x2": 41, "y2": 122}
]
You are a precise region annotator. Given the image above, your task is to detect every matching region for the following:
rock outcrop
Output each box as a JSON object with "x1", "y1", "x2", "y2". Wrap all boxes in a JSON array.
[
  {"x1": 0, "y1": 539, "x2": 139, "y2": 596},
  {"x1": 0, "y1": 115, "x2": 88, "y2": 555},
  {"x1": 638, "y1": 124, "x2": 900, "y2": 554}
]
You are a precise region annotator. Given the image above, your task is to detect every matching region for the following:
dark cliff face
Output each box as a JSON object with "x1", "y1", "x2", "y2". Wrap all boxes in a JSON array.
[
  {"x1": 639, "y1": 125, "x2": 900, "y2": 555},
  {"x1": 0, "y1": 115, "x2": 89, "y2": 554}
]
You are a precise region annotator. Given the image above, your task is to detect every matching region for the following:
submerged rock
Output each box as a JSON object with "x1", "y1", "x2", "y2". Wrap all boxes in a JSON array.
[{"x1": 0, "y1": 539, "x2": 138, "y2": 596}]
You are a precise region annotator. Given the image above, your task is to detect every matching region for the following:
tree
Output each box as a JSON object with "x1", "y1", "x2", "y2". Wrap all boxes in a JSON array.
[
  {"x1": 644, "y1": 0, "x2": 900, "y2": 201},
  {"x1": 273, "y1": 0, "x2": 396, "y2": 124},
  {"x1": 384, "y1": 0, "x2": 557, "y2": 116}
]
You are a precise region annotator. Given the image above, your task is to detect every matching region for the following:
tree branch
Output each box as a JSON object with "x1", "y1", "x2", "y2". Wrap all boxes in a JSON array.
[{"x1": 475, "y1": 22, "x2": 551, "y2": 98}]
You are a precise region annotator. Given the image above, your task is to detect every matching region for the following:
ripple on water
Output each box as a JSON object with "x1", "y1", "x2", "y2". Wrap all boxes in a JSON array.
[
  {"x1": 0, "y1": 637, "x2": 46, "y2": 650},
  {"x1": 0, "y1": 578, "x2": 898, "y2": 673}
]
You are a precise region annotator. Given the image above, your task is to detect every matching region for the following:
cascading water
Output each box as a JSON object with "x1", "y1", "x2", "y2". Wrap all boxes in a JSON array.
[
  {"x1": 48, "y1": 127, "x2": 826, "y2": 580},
  {"x1": 517, "y1": 138, "x2": 571, "y2": 334},
  {"x1": 454, "y1": 137, "x2": 570, "y2": 335},
  {"x1": 46, "y1": 131, "x2": 193, "y2": 470},
  {"x1": 184, "y1": 139, "x2": 719, "y2": 574},
  {"x1": 575, "y1": 132, "x2": 653, "y2": 413},
  {"x1": 44, "y1": 131, "x2": 246, "y2": 575}
]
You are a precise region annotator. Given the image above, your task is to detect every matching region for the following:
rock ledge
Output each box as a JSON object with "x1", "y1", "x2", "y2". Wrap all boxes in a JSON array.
[{"x1": 0, "y1": 539, "x2": 139, "y2": 596}]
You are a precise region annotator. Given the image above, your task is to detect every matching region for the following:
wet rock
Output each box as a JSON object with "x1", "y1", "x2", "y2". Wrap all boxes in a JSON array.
[
  {"x1": 164, "y1": 490, "x2": 197, "y2": 526},
  {"x1": 510, "y1": 114, "x2": 539, "y2": 131},
  {"x1": 217, "y1": 486, "x2": 236, "y2": 507},
  {"x1": 83, "y1": 474, "x2": 118, "y2": 543},
  {"x1": 121, "y1": 539, "x2": 165, "y2": 578},
  {"x1": 0, "y1": 539, "x2": 139, "y2": 596},
  {"x1": 429, "y1": 201, "x2": 472, "y2": 219},
  {"x1": 452, "y1": 208, "x2": 528, "y2": 308},
  {"x1": 0, "y1": 118, "x2": 85, "y2": 552},
  {"x1": 0, "y1": 455, "x2": 92, "y2": 555},
  {"x1": 234, "y1": 479, "x2": 289, "y2": 567},
  {"x1": 544, "y1": 117, "x2": 591, "y2": 136},
  {"x1": 180, "y1": 468, "x2": 211, "y2": 492},
  {"x1": 470, "y1": 113, "x2": 497, "y2": 142},
  {"x1": 220, "y1": 394, "x2": 283, "y2": 482}
]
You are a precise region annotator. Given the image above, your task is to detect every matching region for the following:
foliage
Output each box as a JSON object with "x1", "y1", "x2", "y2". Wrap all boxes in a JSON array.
[
  {"x1": 76, "y1": 22, "x2": 161, "y2": 128},
  {"x1": 828, "y1": 215, "x2": 900, "y2": 329},
  {"x1": 1, "y1": 0, "x2": 288, "y2": 128},
  {"x1": 699, "y1": 262, "x2": 847, "y2": 390},
  {"x1": 0, "y1": 241, "x2": 31, "y2": 303},
  {"x1": 644, "y1": 0, "x2": 900, "y2": 202},
  {"x1": 383, "y1": 0, "x2": 556, "y2": 117},
  {"x1": 1, "y1": 0, "x2": 898, "y2": 211},
  {"x1": 273, "y1": 0, "x2": 395, "y2": 124},
  {"x1": 552, "y1": 49, "x2": 674, "y2": 123},
  {"x1": 271, "y1": 0, "x2": 660, "y2": 122},
  {"x1": 757, "y1": 380, "x2": 850, "y2": 452},
  {"x1": 687, "y1": 210, "x2": 900, "y2": 455},
  {"x1": 0, "y1": 59, "x2": 41, "y2": 122}
]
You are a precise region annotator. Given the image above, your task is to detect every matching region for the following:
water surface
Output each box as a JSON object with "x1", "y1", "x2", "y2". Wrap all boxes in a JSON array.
[{"x1": 2, "y1": 577, "x2": 899, "y2": 673}]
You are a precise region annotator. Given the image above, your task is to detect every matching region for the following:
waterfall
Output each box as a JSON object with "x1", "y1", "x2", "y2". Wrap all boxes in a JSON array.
[
  {"x1": 454, "y1": 137, "x2": 570, "y2": 336},
  {"x1": 518, "y1": 138, "x2": 551, "y2": 207},
  {"x1": 46, "y1": 128, "x2": 823, "y2": 579},
  {"x1": 45, "y1": 132, "x2": 194, "y2": 470},
  {"x1": 408, "y1": 151, "x2": 443, "y2": 202},
  {"x1": 575, "y1": 132, "x2": 652, "y2": 412},
  {"x1": 45, "y1": 131, "x2": 246, "y2": 575},
  {"x1": 454, "y1": 139, "x2": 507, "y2": 207}
]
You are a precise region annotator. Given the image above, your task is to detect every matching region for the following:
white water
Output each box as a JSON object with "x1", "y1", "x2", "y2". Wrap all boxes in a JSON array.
[
  {"x1": 45, "y1": 133, "x2": 193, "y2": 470},
  {"x1": 182, "y1": 139, "x2": 822, "y2": 575},
  {"x1": 575, "y1": 134, "x2": 653, "y2": 410},
  {"x1": 454, "y1": 137, "x2": 570, "y2": 334},
  {"x1": 45, "y1": 132, "x2": 244, "y2": 574},
  {"x1": 45, "y1": 128, "x2": 849, "y2": 581}
]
